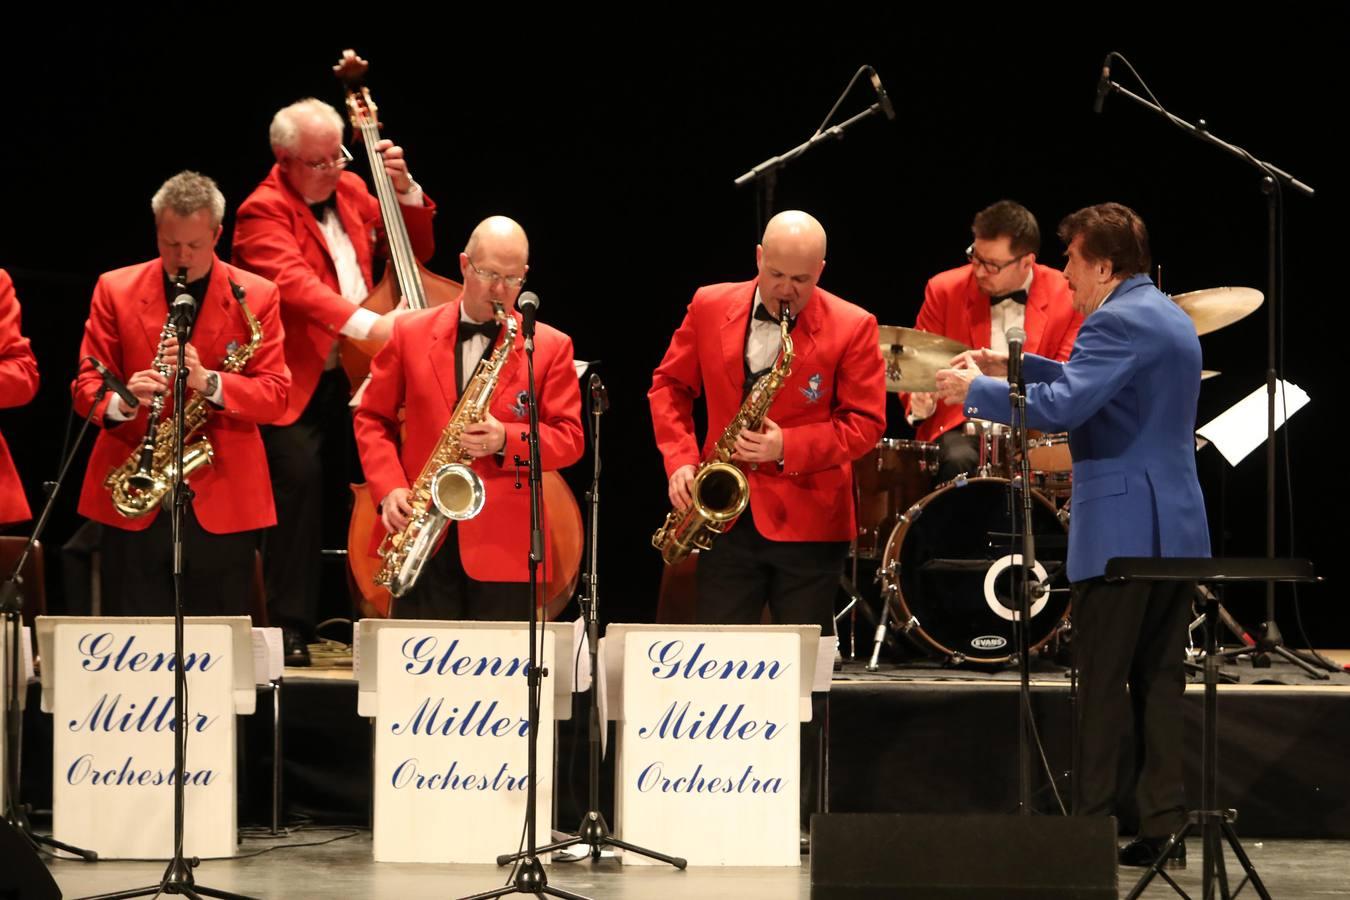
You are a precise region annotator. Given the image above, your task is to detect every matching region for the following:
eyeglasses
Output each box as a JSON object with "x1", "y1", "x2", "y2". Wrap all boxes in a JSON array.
[
  {"x1": 466, "y1": 258, "x2": 526, "y2": 289},
  {"x1": 966, "y1": 243, "x2": 1029, "y2": 275},
  {"x1": 300, "y1": 145, "x2": 354, "y2": 172}
]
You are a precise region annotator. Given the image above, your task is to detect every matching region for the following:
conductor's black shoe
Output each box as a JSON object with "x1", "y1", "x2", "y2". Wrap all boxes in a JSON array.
[
  {"x1": 283, "y1": 627, "x2": 311, "y2": 667},
  {"x1": 1119, "y1": 836, "x2": 1186, "y2": 869}
]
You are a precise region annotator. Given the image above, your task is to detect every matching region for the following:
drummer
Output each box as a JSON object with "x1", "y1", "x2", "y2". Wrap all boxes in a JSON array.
[{"x1": 904, "y1": 200, "x2": 1081, "y2": 482}]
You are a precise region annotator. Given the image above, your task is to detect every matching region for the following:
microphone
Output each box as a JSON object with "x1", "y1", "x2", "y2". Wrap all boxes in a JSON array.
[
  {"x1": 588, "y1": 372, "x2": 609, "y2": 414},
  {"x1": 1093, "y1": 53, "x2": 1113, "y2": 114},
  {"x1": 868, "y1": 66, "x2": 896, "y2": 121},
  {"x1": 1006, "y1": 326, "x2": 1026, "y2": 387},
  {"x1": 86, "y1": 356, "x2": 139, "y2": 409},
  {"x1": 517, "y1": 291, "x2": 540, "y2": 337},
  {"x1": 169, "y1": 267, "x2": 196, "y2": 335}
]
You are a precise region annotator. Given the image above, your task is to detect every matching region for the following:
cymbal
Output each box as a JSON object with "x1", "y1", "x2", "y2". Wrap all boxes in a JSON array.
[
  {"x1": 1172, "y1": 287, "x2": 1263, "y2": 336},
  {"x1": 877, "y1": 325, "x2": 971, "y2": 392},
  {"x1": 1201, "y1": 369, "x2": 1220, "y2": 381}
]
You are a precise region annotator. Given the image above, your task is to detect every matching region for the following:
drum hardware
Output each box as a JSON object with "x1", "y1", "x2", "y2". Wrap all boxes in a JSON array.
[{"x1": 1056, "y1": 504, "x2": 1071, "y2": 528}]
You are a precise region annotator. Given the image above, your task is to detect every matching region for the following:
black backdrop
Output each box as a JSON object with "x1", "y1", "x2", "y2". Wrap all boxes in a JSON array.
[{"x1": 2, "y1": 25, "x2": 1341, "y2": 645}]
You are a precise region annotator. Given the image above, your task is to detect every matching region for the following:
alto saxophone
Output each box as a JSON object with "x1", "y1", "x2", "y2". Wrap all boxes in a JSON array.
[
  {"x1": 652, "y1": 304, "x2": 794, "y2": 564},
  {"x1": 376, "y1": 303, "x2": 518, "y2": 598},
  {"x1": 104, "y1": 276, "x2": 264, "y2": 517}
]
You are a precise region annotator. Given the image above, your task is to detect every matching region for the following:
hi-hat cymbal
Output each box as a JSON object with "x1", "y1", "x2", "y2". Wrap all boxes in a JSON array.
[
  {"x1": 877, "y1": 325, "x2": 971, "y2": 392},
  {"x1": 1173, "y1": 287, "x2": 1263, "y2": 336}
]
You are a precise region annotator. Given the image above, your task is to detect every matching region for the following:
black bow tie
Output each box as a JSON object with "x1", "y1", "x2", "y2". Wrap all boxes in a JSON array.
[
  {"x1": 458, "y1": 320, "x2": 499, "y2": 343},
  {"x1": 308, "y1": 195, "x2": 337, "y2": 219},
  {"x1": 753, "y1": 303, "x2": 798, "y2": 331},
  {"x1": 990, "y1": 289, "x2": 1028, "y2": 306}
]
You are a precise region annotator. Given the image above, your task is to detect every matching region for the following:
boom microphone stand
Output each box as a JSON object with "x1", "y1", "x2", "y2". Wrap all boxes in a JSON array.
[
  {"x1": 735, "y1": 64, "x2": 896, "y2": 235},
  {"x1": 1096, "y1": 52, "x2": 1330, "y2": 677}
]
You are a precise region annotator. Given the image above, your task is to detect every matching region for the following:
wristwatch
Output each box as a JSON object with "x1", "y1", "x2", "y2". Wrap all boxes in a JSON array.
[{"x1": 204, "y1": 371, "x2": 221, "y2": 399}]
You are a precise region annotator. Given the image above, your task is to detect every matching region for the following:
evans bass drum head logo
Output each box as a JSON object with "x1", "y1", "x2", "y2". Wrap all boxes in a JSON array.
[{"x1": 971, "y1": 635, "x2": 1008, "y2": 651}]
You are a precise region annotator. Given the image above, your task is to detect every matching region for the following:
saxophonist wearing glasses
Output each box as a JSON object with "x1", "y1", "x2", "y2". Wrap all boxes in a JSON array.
[
  {"x1": 71, "y1": 171, "x2": 289, "y2": 617},
  {"x1": 649, "y1": 210, "x2": 886, "y2": 635},
  {"x1": 353, "y1": 216, "x2": 583, "y2": 620}
]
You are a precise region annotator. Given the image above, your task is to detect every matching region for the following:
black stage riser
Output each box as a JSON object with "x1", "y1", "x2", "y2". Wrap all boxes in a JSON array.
[
  {"x1": 19, "y1": 679, "x2": 1350, "y2": 839},
  {"x1": 809, "y1": 813, "x2": 1117, "y2": 900}
]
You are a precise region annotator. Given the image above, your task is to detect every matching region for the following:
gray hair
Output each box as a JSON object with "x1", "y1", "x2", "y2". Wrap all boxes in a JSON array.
[
  {"x1": 151, "y1": 171, "x2": 226, "y2": 227},
  {"x1": 269, "y1": 98, "x2": 345, "y2": 152}
]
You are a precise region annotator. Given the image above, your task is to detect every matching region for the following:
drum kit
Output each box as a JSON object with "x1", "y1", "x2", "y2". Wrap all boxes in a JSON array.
[{"x1": 845, "y1": 286, "x2": 1260, "y2": 668}]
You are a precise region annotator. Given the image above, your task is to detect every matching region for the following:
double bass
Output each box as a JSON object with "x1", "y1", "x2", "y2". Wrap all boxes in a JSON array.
[{"x1": 336, "y1": 51, "x2": 582, "y2": 619}]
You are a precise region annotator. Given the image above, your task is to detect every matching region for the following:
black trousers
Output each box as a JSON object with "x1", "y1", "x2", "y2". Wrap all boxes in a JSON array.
[
  {"x1": 695, "y1": 514, "x2": 847, "y2": 637},
  {"x1": 99, "y1": 507, "x2": 256, "y2": 618},
  {"x1": 1072, "y1": 576, "x2": 1192, "y2": 838},
  {"x1": 391, "y1": 523, "x2": 530, "y2": 621},
  {"x1": 260, "y1": 369, "x2": 357, "y2": 634}
]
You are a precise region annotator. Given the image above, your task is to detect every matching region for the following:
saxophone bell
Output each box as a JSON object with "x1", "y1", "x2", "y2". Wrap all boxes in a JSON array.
[{"x1": 430, "y1": 462, "x2": 486, "y2": 521}]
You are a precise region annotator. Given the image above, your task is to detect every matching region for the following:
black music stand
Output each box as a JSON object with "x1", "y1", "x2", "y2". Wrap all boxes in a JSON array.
[{"x1": 1106, "y1": 557, "x2": 1318, "y2": 900}]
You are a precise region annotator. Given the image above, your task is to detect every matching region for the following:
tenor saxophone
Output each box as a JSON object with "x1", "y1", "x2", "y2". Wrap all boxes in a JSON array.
[
  {"x1": 375, "y1": 303, "x2": 518, "y2": 598},
  {"x1": 652, "y1": 304, "x2": 794, "y2": 565},
  {"x1": 104, "y1": 277, "x2": 264, "y2": 517}
]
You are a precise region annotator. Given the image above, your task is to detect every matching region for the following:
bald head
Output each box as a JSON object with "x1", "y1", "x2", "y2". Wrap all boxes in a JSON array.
[
  {"x1": 756, "y1": 210, "x2": 827, "y2": 315},
  {"x1": 460, "y1": 216, "x2": 531, "y2": 322},
  {"x1": 465, "y1": 215, "x2": 529, "y2": 260},
  {"x1": 762, "y1": 210, "x2": 827, "y2": 261}
]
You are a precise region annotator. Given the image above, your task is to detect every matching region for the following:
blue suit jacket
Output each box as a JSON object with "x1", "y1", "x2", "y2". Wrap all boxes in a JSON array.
[{"x1": 964, "y1": 274, "x2": 1211, "y2": 582}]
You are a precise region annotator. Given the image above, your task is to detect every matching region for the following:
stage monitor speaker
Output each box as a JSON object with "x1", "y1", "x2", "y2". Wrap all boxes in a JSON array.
[
  {"x1": 0, "y1": 819, "x2": 62, "y2": 899},
  {"x1": 810, "y1": 813, "x2": 1117, "y2": 900}
]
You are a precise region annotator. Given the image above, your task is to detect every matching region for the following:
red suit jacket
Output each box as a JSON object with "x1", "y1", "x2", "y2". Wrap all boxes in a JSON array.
[
  {"x1": 353, "y1": 302, "x2": 584, "y2": 583},
  {"x1": 649, "y1": 280, "x2": 887, "y2": 543},
  {"x1": 232, "y1": 165, "x2": 436, "y2": 425},
  {"x1": 72, "y1": 259, "x2": 290, "y2": 533},
  {"x1": 0, "y1": 270, "x2": 38, "y2": 526},
  {"x1": 907, "y1": 262, "x2": 1082, "y2": 441}
]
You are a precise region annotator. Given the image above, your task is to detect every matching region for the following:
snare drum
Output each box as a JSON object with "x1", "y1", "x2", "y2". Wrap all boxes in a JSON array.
[
  {"x1": 852, "y1": 439, "x2": 939, "y2": 559},
  {"x1": 879, "y1": 477, "x2": 1070, "y2": 664},
  {"x1": 1023, "y1": 431, "x2": 1072, "y2": 501}
]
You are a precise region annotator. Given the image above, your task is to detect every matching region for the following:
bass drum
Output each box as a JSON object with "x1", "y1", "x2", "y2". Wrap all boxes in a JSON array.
[{"x1": 880, "y1": 477, "x2": 1069, "y2": 664}]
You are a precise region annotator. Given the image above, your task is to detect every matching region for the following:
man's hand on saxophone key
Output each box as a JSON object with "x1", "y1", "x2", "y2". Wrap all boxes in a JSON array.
[
  {"x1": 668, "y1": 464, "x2": 696, "y2": 510},
  {"x1": 731, "y1": 416, "x2": 783, "y2": 464},
  {"x1": 461, "y1": 414, "x2": 506, "y2": 458},
  {"x1": 381, "y1": 487, "x2": 414, "y2": 533}
]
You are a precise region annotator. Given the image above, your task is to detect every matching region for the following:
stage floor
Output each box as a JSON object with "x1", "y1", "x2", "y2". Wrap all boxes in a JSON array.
[{"x1": 43, "y1": 831, "x2": 1350, "y2": 899}]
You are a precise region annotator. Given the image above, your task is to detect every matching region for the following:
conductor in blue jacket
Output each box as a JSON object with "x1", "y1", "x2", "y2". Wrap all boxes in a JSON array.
[{"x1": 936, "y1": 202, "x2": 1209, "y2": 869}]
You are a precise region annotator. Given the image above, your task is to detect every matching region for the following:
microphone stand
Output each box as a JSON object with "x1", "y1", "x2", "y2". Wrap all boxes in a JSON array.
[
  {"x1": 734, "y1": 64, "x2": 893, "y2": 235},
  {"x1": 0, "y1": 385, "x2": 104, "y2": 862},
  {"x1": 1098, "y1": 54, "x2": 1331, "y2": 677},
  {"x1": 463, "y1": 308, "x2": 589, "y2": 900},
  {"x1": 92, "y1": 283, "x2": 256, "y2": 900},
  {"x1": 1006, "y1": 344, "x2": 1036, "y2": 814},
  {"x1": 497, "y1": 374, "x2": 686, "y2": 870}
]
